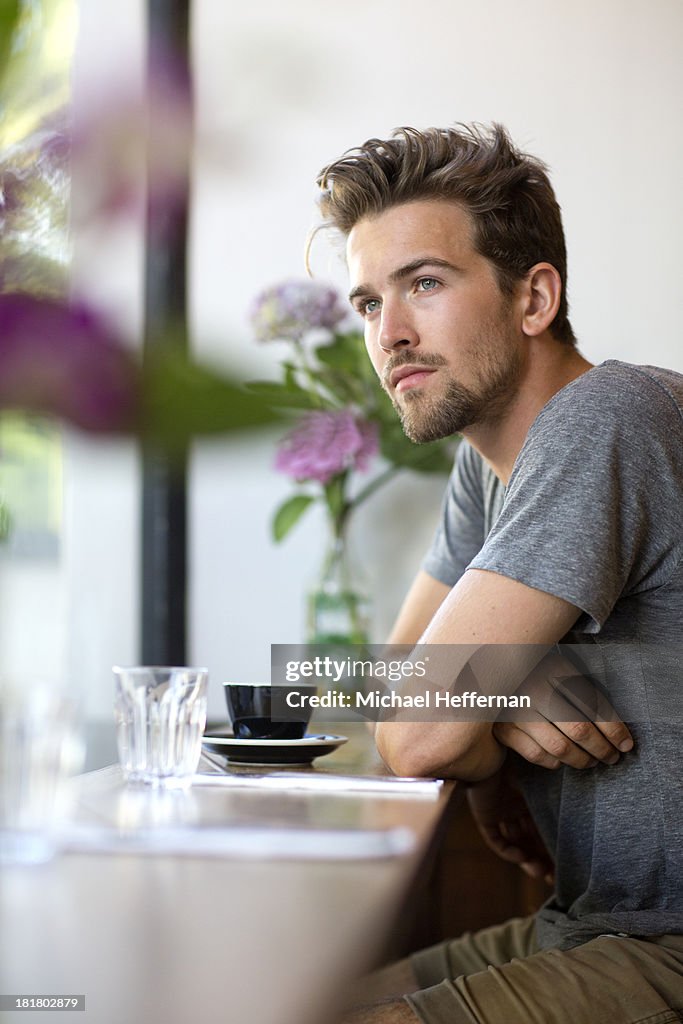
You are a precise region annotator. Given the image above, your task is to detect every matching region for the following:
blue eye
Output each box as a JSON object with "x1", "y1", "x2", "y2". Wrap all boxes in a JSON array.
[
  {"x1": 417, "y1": 278, "x2": 438, "y2": 292},
  {"x1": 361, "y1": 298, "x2": 380, "y2": 316}
]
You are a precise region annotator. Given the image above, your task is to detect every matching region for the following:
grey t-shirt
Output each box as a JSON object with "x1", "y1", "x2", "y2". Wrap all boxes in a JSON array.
[{"x1": 422, "y1": 360, "x2": 683, "y2": 950}]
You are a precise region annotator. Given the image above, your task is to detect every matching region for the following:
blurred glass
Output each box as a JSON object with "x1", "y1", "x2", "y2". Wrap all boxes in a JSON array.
[
  {"x1": 0, "y1": 677, "x2": 85, "y2": 865},
  {"x1": 113, "y1": 666, "x2": 208, "y2": 789}
]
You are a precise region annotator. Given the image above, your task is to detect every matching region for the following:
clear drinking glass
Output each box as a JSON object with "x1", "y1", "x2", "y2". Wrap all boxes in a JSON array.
[
  {"x1": 113, "y1": 666, "x2": 208, "y2": 788},
  {"x1": 0, "y1": 680, "x2": 85, "y2": 865}
]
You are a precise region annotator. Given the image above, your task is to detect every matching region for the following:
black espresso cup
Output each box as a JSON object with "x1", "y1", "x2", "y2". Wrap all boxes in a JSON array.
[{"x1": 223, "y1": 682, "x2": 316, "y2": 740}]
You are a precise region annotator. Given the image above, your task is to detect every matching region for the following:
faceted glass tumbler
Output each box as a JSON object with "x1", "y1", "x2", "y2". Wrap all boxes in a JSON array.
[{"x1": 113, "y1": 666, "x2": 208, "y2": 788}]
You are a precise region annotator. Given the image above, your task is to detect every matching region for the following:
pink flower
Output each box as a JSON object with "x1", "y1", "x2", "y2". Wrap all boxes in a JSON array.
[{"x1": 274, "y1": 411, "x2": 379, "y2": 484}]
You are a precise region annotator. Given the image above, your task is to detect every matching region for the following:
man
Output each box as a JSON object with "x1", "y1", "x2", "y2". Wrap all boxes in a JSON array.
[{"x1": 311, "y1": 124, "x2": 683, "y2": 1023}]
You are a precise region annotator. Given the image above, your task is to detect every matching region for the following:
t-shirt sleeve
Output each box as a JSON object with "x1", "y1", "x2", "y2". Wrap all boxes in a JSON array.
[
  {"x1": 469, "y1": 367, "x2": 683, "y2": 632},
  {"x1": 421, "y1": 441, "x2": 488, "y2": 586}
]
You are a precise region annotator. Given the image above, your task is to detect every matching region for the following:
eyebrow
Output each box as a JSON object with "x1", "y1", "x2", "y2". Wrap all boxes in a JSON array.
[{"x1": 348, "y1": 257, "x2": 459, "y2": 304}]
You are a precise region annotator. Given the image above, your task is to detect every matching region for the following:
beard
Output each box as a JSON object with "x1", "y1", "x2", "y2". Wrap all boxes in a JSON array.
[{"x1": 383, "y1": 323, "x2": 524, "y2": 443}]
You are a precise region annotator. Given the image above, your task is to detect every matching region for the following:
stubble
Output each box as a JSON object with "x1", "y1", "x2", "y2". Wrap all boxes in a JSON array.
[{"x1": 383, "y1": 322, "x2": 524, "y2": 443}]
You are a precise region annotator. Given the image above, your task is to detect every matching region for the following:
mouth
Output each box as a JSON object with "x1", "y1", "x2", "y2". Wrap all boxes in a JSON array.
[{"x1": 389, "y1": 365, "x2": 438, "y2": 393}]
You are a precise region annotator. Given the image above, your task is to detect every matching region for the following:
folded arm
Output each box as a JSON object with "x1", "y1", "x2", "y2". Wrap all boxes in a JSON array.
[{"x1": 376, "y1": 567, "x2": 584, "y2": 780}]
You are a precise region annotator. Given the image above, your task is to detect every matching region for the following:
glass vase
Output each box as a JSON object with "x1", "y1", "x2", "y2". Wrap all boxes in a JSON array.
[{"x1": 306, "y1": 531, "x2": 371, "y2": 646}]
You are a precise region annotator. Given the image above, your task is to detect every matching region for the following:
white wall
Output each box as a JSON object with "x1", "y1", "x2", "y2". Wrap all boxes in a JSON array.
[{"x1": 58, "y1": 0, "x2": 683, "y2": 723}]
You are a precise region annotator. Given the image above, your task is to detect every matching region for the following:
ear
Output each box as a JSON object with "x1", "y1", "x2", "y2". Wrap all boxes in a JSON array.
[{"x1": 519, "y1": 263, "x2": 562, "y2": 338}]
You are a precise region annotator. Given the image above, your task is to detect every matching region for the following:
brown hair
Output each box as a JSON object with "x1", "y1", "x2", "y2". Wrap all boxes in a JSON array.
[{"x1": 313, "y1": 122, "x2": 576, "y2": 346}]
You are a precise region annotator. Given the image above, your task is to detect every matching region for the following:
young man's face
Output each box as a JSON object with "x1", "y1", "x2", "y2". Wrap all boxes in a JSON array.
[{"x1": 346, "y1": 199, "x2": 525, "y2": 441}]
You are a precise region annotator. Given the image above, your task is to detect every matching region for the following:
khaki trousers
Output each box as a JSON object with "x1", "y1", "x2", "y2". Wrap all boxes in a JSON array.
[{"x1": 406, "y1": 916, "x2": 683, "y2": 1024}]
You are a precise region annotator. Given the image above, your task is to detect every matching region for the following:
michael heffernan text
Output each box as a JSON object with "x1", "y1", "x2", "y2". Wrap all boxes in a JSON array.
[{"x1": 285, "y1": 689, "x2": 531, "y2": 711}]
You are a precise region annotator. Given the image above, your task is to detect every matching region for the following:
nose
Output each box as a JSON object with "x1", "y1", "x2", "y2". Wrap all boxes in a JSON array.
[{"x1": 377, "y1": 300, "x2": 419, "y2": 353}]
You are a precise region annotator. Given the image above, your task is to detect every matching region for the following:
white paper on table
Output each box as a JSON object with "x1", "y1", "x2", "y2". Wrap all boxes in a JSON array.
[
  {"x1": 57, "y1": 822, "x2": 416, "y2": 860},
  {"x1": 192, "y1": 771, "x2": 443, "y2": 798}
]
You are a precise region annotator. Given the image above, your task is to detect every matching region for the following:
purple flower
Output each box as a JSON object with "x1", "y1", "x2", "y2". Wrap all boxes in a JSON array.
[
  {"x1": 0, "y1": 293, "x2": 139, "y2": 432},
  {"x1": 250, "y1": 280, "x2": 350, "y2": 343},
  {"x1": 0, "y1": 168, "x2": 25, "y2": 223},
  {"x1": 274, "y1": 410, "x2": 379, "y2": 483}
]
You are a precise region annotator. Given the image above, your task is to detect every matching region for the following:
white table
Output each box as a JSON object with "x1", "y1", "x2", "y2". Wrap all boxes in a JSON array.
[{"x1": 0, "y1": 726, "x2": 457, "y2": 1024}]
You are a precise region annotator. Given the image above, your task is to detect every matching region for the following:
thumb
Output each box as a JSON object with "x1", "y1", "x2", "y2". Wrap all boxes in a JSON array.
[{"x1": 520, "y1": 860, "x2": 546, "y2": 878}]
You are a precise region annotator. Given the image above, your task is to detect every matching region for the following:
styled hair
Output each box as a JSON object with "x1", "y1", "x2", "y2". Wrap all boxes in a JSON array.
[{"x1": 313, "y1": 122, "x2": 576, "y2": 346}]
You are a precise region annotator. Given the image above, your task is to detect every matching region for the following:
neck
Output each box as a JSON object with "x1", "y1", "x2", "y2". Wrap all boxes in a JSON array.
[{"x1": 462, "y1": 337, "x2": 594, "y2": 485}]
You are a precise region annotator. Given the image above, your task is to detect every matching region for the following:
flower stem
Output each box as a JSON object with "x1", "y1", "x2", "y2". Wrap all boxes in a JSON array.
[
  {"x1": 292, "y1": 340, "x2": 326, "y2": 408},
  {"x1": 351, "y1": 465, "x2": 401, "y2": 509}
]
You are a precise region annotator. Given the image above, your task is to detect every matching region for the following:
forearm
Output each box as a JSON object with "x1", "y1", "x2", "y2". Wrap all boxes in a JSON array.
[
  {"x1": 375, "y1": 718, "x2": 506, "y2": 781},
  {"x1": 373, "y1": 568, "x2": 582, "y2": 779},
  {"x1": 373, "y1": 639, "x2": 545, "y2": 780}
]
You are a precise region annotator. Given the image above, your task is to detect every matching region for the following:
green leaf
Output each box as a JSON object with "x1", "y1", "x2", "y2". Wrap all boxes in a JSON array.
[
  {"x1": 0, "y1": 0, "x2": 20, "y2": 82},
  {"x1": 314, "y1": 335, "x2": 377, "y2": 400},
  {"x1": 407, "y1": 444, "x2": 458, "y2": 474},
  {"x1": 315, "y1": 332, "x2": 367, "y2": 373},
  {"x1": 245, "y1": 380, "x2": 320, "y2": 410},
  {"x1": 141, "y1": 350, "x2": 284, "y2": 453},
  {"x1": 379, "y1": 421, "x2": 458, "y2": 474},
  {"x1": 0, "y1": 496, "x2": 11, "y2": 542},
  {"x1": 272, "y1": 494, "x2": 315, "y2": 541},
  {"x1": 283, "y1": 363, "x2": 300, "y2": 392},
  {"x1": 306, "y1": 366, "x2": 365, "y2": 407}
]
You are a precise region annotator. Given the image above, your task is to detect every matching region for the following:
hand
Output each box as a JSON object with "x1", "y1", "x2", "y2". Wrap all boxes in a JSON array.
[
  {"x1": 493, "y1": 650, "x2": 634, "y2": 771},
  {"x1": 467, "y1": 768, "x2": 554, "y2": 883}
]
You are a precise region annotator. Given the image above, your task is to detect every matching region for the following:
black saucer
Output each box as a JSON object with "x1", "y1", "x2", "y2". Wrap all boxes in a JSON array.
[{"x1": 202, "y1": 731, "x2": 348, "y2": 766}]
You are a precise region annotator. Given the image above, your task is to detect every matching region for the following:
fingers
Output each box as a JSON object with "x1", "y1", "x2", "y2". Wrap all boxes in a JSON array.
[
  {"x1": 592, "y1": 718, "x2": 634, "y2": 754},
  {"x1": 481, "y1": 829, "x2": 554, "y2": 880},
  {"x1": 520, "y1": 860, "x2": 546, "y2": 879},
  {"x1": 468, "y1": 775, "x2": 555, "y2": 881},
  {"x1": 480, "y1": 830, "x2": 534, "y2": 866},
  {"x1": 493, "y1": 719, "x2": 622, "y2": 770},
  {"x1": 520, "y1": 652, "x2": 635, "y2": 757},
  {"x1": 520, "y1": 861, "x2": 555, "y2": 885},
  {"x1": 493, "y1": 722, "x2": 564, "y2": 769},
  {"x1": 555, "y1": 718, "x2": 625, "y2": 764},
  {"x1": 494, "y1": 701, "x2": 637, "y2": 768},
  {"x1": 548, "y1": 675, "x2": 634, "y2": 755}
]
